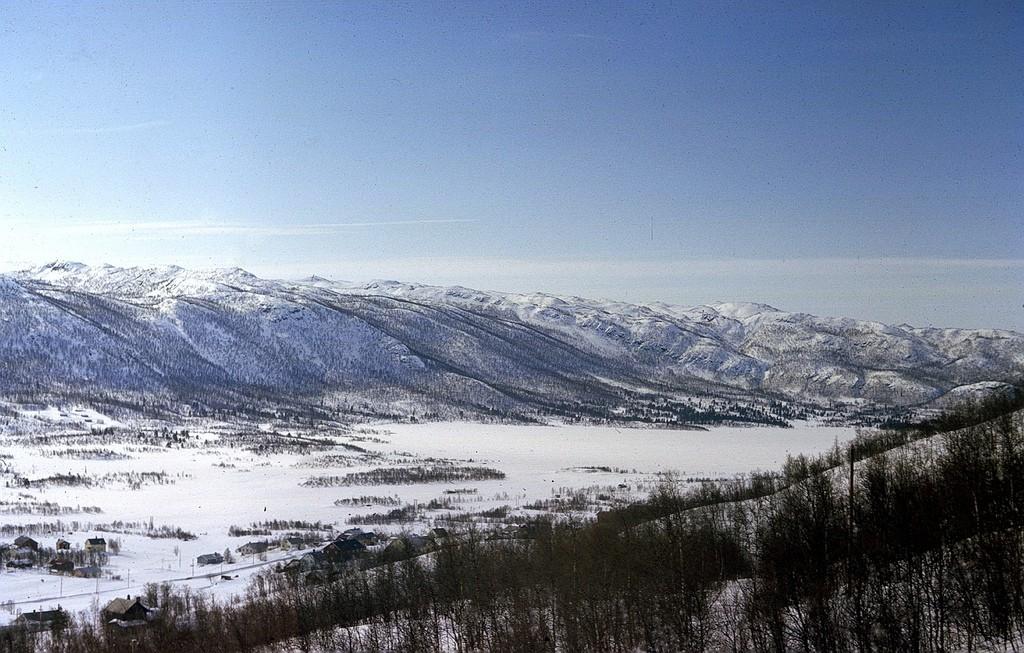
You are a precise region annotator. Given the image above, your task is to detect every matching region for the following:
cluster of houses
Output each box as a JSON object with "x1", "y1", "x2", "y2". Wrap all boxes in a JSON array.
[
  {"x1": 194, "y1": 532, "x2": 321, "y2": 568},
  {"x1": 3, "y1": 595, "x2": 153, "y2": 635},
  {"x1": 192, "y1": 527, "x2": 455, "y2": 585},
  {"x1": 276, "y1": 527, "x2": 453, "y2": 583},
  {"x1": 1, "y1": 534, "x2": 107, "y2": 578},
  {"x1": 1, "y1": 523, "x2": 538, "y2": 635}
]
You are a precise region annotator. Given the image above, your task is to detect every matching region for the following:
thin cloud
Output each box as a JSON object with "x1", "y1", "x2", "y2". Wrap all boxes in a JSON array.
[{"x1": 252, "y1": 256, "x2": 1024, "y2": 286}]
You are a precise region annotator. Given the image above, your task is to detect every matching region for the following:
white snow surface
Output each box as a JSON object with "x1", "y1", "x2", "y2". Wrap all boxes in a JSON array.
[{"x1": 0, "y1": 417, "x2": 854, "y2": 624}]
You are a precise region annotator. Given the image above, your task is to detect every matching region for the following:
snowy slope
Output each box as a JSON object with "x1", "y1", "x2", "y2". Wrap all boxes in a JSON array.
[{"x1": 1, "y1": 261, "x2": 1021, "y2": 419}]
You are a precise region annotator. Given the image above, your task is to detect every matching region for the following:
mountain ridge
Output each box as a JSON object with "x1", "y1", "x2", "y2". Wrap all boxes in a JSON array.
[{"x1": 2, "y1": 261, "x2": 1021, "y2": 424}]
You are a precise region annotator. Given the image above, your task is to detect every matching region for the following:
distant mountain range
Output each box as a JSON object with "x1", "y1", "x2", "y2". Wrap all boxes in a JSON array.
[{"x1": 0, "y1": 261, "x2": 1020, "y2": 425}]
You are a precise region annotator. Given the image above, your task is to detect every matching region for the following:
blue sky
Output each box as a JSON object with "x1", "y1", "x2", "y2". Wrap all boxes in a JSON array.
[{"x1": 1, "y1": 2, "x2": 1021, "y2": 329}]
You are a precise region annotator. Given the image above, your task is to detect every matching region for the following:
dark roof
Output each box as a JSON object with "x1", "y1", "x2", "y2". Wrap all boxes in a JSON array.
[
  {"x1": 86, "y1": 538, "x2": 106, "y2": 545},
  {"x1": 238, "y1": 541, "x2": 269, "y2": 553},
  {"x1": 104, "y1": 597, "x2": 150, "y2": 617},
  {"x1": 331, "y1": 539, "x2": 366, "y2": 552},
  {"x1": 20, "y1": 609, "x2": 64, "y2": 623}
]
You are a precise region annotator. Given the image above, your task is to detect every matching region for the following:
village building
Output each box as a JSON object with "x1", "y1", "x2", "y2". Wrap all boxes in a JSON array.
[
  {"x1": 299, "y1": 550, "x2": 328, "y2": 570},
  {"x1": 55, "y1": 538, "x2": 71, "y2": 551},
  {"x1": 352, "y1": 531, "x2": 380, "y2": 546},
  {"x1": 282, "y1": 535, "x2": 305, "y2": 550},
  {"x1": 14, "y1": 608, "x2": 66, "y2": 632},
  {"x1": 73, "y1": 565, "x2": 102, "y2": 578},
  {"x1": 84, "y1": 537, "x2": 107, "y2": 554},
  {"x1": 338, "y1": 528, "x2": 381, "y2": 545},
  {"x1": 196, "y1": 553, "x2": 224, "y2": 566},
  {"x1": 103, "y1": 596, "x2": 151, "y2": 624},
  {"x1": 237, "y1": 541, "x2": 269, "y2": 557},
  {"x1": 281, "y1": 551, "x2": 327, "y2": 575},
  {"x1": 48, "y1": 558, "x2": 74, "y2": 574},
  {"x1": 323, "y1": 538, "x2": 366, "y2": 563},
  {"x1": 13, "y1": 535, "x2": 38, "y2": 552}
]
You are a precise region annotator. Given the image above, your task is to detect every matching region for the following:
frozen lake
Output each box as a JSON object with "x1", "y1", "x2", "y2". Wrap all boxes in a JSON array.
[
  {"x1": 380, "y1": 421, "x2": 855, "y2": 479},
  {"x1": 0, "y1": 418, "x2": 856, "y2": 621}
]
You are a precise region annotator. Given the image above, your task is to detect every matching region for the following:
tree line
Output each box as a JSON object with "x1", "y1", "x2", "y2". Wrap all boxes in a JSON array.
[{"x1": 4, "y1": 388, "x2": 1024, "y2": 652}]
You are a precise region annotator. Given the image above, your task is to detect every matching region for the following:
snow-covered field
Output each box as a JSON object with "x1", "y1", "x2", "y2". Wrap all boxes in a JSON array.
[{"x1": 0, "y1": 411, "x2": 855, "y2": 624}]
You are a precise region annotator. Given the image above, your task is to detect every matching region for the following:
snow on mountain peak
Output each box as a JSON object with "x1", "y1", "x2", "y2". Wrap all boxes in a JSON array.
[
  {"x1": 29, "y1": 260, "x2": 91, "y2": 278},
  {"x1": 0, "y1": 261, "x2": 1020, "y2": 412},
  {"x1": 38, "y1": 259, "x2": 89, "y2": 272},
  {"x1": 707, "y1": 302, "x2": 782, "y2": 320}
]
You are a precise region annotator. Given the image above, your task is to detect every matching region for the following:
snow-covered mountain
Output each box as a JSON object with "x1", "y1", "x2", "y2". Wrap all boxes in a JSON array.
[{"x1": 1, "y1": 261, "x2": 1021, "y2": 423}]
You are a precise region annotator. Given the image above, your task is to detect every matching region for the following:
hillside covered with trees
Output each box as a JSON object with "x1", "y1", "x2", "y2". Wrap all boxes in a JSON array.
[{"x1": 4, "y1": 389, "x2": 1024, "y2": 652}]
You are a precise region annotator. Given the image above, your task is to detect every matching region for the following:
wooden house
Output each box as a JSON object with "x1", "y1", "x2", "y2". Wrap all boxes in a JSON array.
[
  {"x1": 84, "y1": 537, "x2": 107, "y2": 554},
  {"x1": 196, "y1": 553, "x2": 224, "y2": 566},
  {"x1": 48, "y1": 558, "x2": 74, "y2": 574},
  {"x1": 13, "y1": 535, "x2": 38, "y2": 552},
  {"x1": 103, "y1": 596, "x2": 151, "y2": 623}
]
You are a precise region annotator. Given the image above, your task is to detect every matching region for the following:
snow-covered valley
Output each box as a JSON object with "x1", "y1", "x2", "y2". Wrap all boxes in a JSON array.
[
  {"x1": 0, "y1": 408, "x2": 855, "y2": 624},
  {"x1": 0, "y1": 262, "x2": 1018, "y2": 638}
]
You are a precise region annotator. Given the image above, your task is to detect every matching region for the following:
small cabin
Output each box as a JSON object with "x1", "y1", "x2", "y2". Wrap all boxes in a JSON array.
[
  {"x1": 283, "y1": 535, "x2": 305, "y2": 550},
  {"x1": 237, "y1": 541, "x2": 269, "y2": 557},
  {"x1": 282, "y1": 551, "x2": 327, "y2": 574},
  {"x1": 103, "y1": 596, "x2": 151, "y2": 624},
  {"x1": 48, "y1": 558, "x2": 74, "y2": 574},
  {"x1": 196, "y1": 553, "x2": 224, "y2": 566},
  {"x1": 73, "y1": 565, "x2": 102, "y2": 578},
  {"x1": 56, "y1": 538, "x2": 71, "y2": 551},
  {"x1": 13, "y1": 535, "x2": 38, "y2": 552},
  {"x1": 15, "y1": 608, "x2": 66, "y2": 632},
  {"x1": 324, "y1": 538, "x2": 366, "y2": 563}
]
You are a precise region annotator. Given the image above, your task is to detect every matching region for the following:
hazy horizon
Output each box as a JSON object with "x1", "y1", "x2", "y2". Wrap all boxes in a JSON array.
[
  {"x1": 2, "y1": 2, "x2": 1021, "y2": 330},
  {"x1": 6, "y1": 255, "x2": 1022, "y2": 332}
]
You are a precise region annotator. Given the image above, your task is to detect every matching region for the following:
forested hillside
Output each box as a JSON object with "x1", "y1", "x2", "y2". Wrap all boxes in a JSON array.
[{"x1": 5, "y1": 391, "x2": 1023, "y2": 652}]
